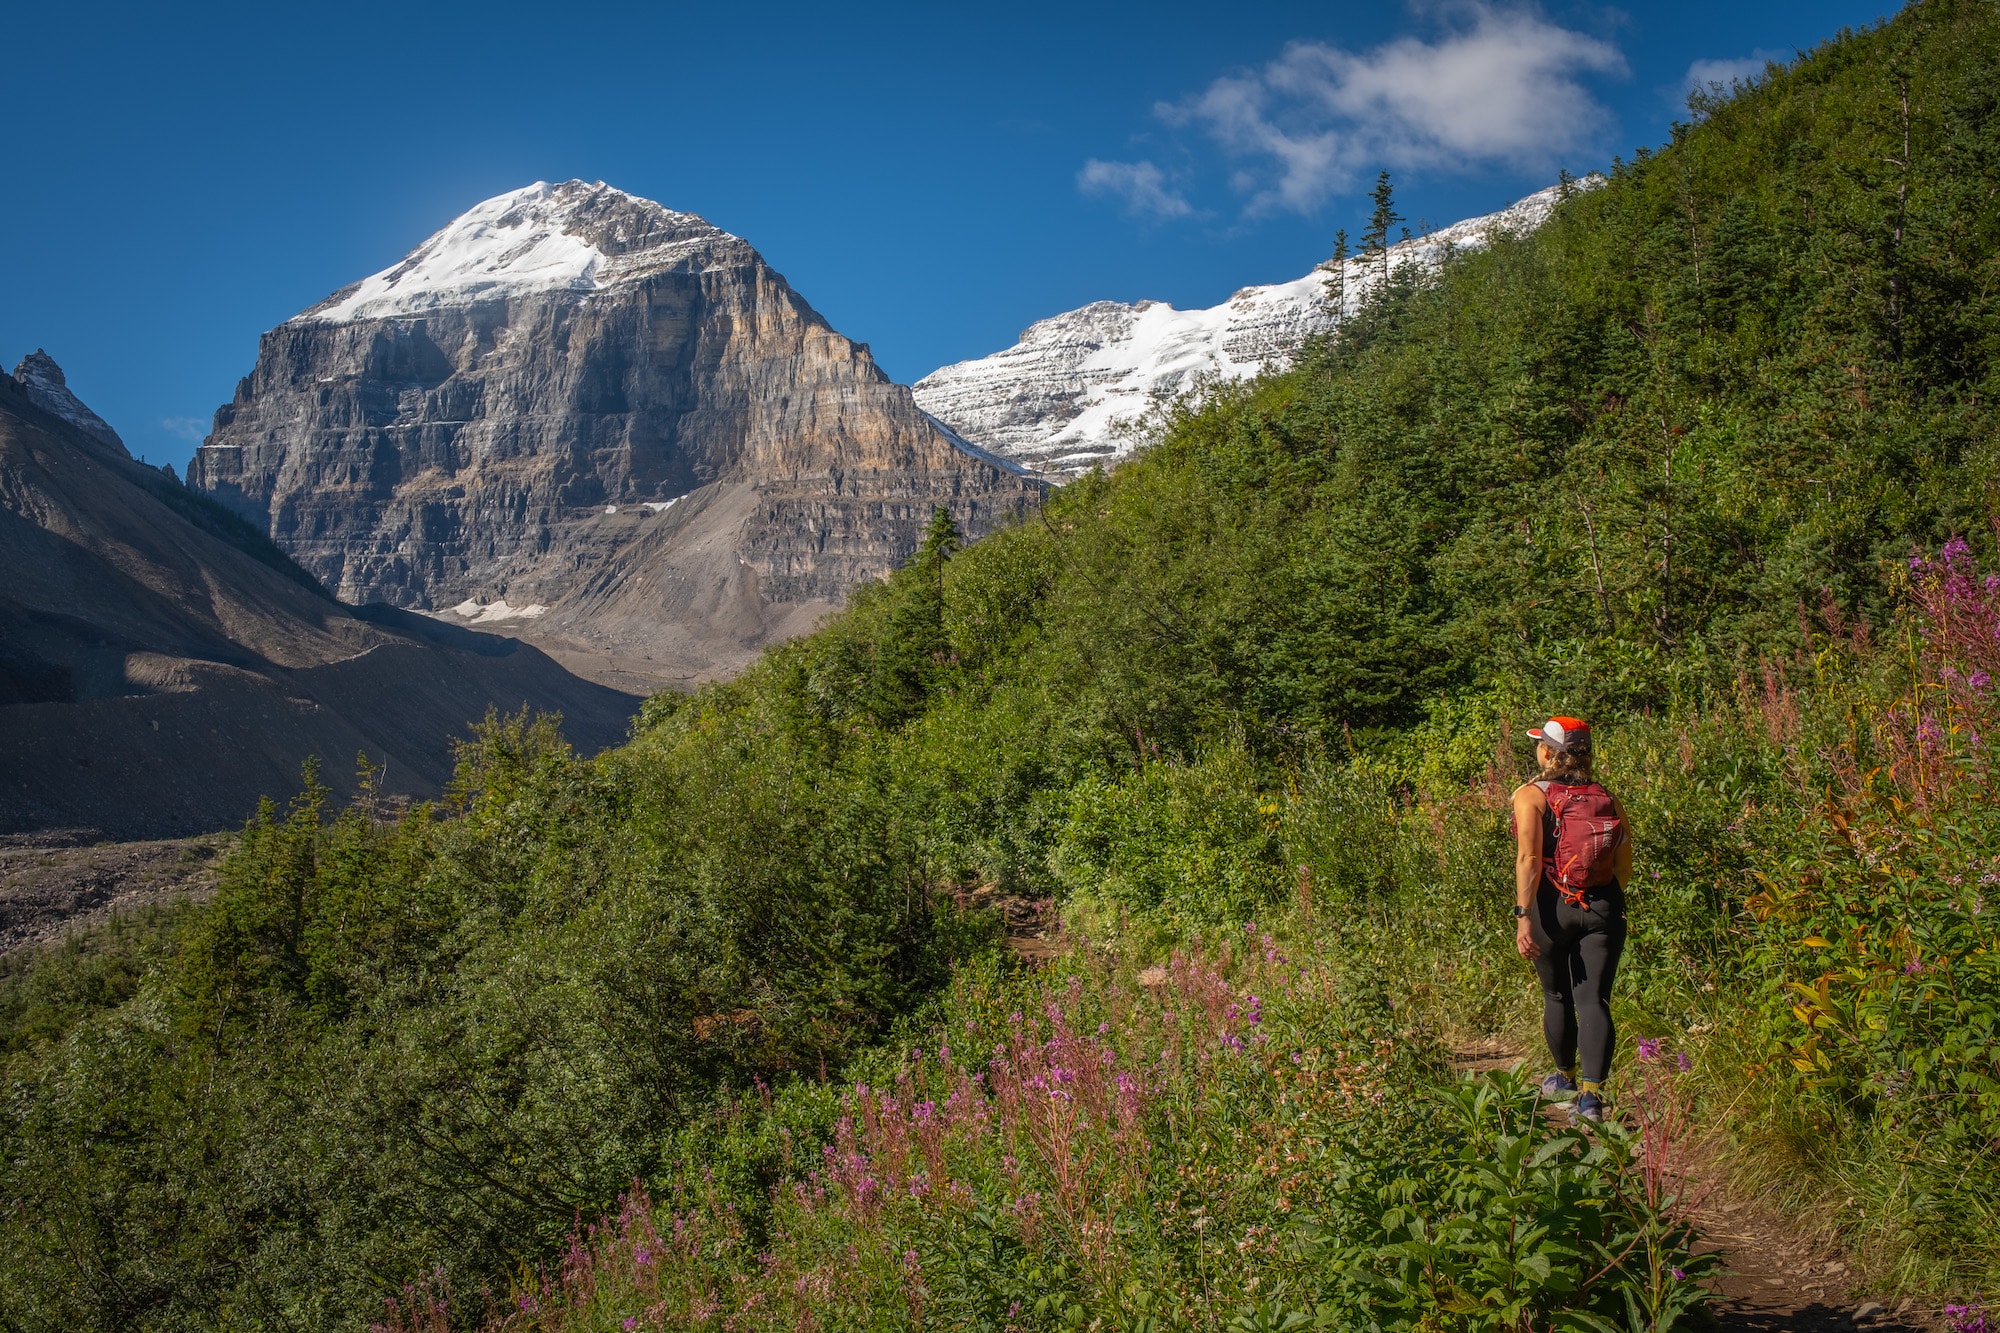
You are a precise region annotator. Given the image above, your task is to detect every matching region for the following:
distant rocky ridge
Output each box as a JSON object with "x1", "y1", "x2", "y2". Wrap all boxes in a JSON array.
[
  {"x1": 0, "y1": 355, "x2": 638, "y2": 841},
  {"x1": 191, "y1": 181, "x2": 1045, "y2": 690},
  {"x1": 913, "y1": 183, "x2": 1578, "y2": 476},
  {"x1": 12, "y1": 350, "x2": 127, "y2": 454}
]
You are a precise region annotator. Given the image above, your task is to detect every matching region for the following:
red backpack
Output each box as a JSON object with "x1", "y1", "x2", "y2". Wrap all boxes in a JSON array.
[{"x1": 1536, "y1": 780, "x2": 1623, "y2": 907}]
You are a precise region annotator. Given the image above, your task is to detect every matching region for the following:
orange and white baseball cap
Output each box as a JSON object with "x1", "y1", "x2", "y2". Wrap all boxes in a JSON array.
[{"x1": 1528, "y1": 716, "x2": 1590, "y2": 750}]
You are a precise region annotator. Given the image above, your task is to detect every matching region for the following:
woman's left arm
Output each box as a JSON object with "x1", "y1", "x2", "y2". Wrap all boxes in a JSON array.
[{"x1": 1614, "y1": 797, "x2": 1635, "y2": 886}]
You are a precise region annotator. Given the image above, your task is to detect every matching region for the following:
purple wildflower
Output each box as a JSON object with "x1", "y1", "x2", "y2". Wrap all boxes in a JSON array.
[
  {"x1": 1637, "y1": 1037, "x2": 1663, "y2": 1062},
  {"x1": 1946, "y1": 1305, "x2": 1991, "y2": 1333}
]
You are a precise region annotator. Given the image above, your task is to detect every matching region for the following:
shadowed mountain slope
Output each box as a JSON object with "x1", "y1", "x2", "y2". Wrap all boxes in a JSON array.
[{"x1": 0, "y1": 360, "x2": 639, "y2": 840}]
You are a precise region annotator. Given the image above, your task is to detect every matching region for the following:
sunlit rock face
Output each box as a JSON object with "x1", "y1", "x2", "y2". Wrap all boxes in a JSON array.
[{"x1": 192, "y1": 181, "x2": 1043, "y2": 686}]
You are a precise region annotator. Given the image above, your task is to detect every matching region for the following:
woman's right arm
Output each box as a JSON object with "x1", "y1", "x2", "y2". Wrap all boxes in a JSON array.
[{"x1": 1512, "y1": 785, "x2": 1543, "y2": 960}]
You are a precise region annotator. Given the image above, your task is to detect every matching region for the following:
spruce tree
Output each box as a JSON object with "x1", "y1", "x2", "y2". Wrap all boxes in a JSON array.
[
  {"x1": 1360, "y1": 170, "x2": 1402, "y2": 286},
  {"x1": 1325, "y1": 227, "x2": 1350, "y2": 321}
]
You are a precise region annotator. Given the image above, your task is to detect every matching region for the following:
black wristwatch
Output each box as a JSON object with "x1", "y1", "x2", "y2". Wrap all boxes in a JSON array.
[{"x1": 1512, "y1": 906, "x2": 1529, "y2": 919}]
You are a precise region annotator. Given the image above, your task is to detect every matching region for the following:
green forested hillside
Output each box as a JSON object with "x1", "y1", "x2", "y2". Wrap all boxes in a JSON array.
[{"x1": 3, "y1": 3, "x2": 1998, "y2": 1329}]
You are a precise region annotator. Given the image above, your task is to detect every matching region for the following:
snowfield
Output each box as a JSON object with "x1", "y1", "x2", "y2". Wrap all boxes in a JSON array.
[
  {"x1": 295, "y1": 181, "x2": 735, "y2": 324},
  {"x1": 913, "y1": 182, "x2": 1585, "y2": 477}
]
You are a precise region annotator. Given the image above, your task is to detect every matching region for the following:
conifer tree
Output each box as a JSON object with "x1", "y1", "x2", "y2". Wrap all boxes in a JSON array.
[
  {"x1": 1360, "y1": 171, "x2": 1402, "y2": 286},
  {"x1": 1324, "y1": 227, "x2": 1350, "y2": 321}
]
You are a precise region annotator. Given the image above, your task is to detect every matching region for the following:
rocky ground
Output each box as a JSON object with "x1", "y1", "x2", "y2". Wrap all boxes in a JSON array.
[{"x1": 0, "y1": 833, "x2": 229, "y2": 952}]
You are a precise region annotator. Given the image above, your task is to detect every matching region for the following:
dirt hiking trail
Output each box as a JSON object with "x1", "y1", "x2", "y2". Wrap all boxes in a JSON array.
[{"x1": 1452, "y1": 1041, "x2": 1940, "y2": 1333}]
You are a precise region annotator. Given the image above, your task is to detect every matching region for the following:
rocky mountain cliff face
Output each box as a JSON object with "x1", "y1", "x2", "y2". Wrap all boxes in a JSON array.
[
  {"x1": 0, "y1": 355, "x2": 637, "y2": 840},
  {"x1": 12, "y1": 350, "x2": 128, "y2": 455},
  {"x1": 913, "y1": 184, "x2": 1575, "y2": 476},
  {"x1": 190, "y1": 181, "x2": 1043, "y2": 689}
]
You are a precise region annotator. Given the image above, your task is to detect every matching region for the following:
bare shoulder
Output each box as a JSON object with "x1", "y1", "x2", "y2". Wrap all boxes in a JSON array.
[{"x1": 1511, "y1": 782, "x2": 1546, "y2": 811}]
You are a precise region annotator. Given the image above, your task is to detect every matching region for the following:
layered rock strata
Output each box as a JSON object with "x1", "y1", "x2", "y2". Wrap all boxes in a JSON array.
[{"x1": 191, "y1": 181, "x2": 1044, "y2": 687}]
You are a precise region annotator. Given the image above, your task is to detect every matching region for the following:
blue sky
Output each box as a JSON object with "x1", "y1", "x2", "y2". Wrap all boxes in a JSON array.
[{"x1": 5, "y1": 0, "x2": 1896, "y2": 473}]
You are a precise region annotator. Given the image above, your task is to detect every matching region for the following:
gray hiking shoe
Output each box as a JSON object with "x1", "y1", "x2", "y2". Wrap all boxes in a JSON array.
[
  {"x1": 1572, "y1": 1091, "x2": 1606, "y2": 1124},
  {"x1": 1540, "y1": 1071, "x2": 1576, "y2": 1098}
]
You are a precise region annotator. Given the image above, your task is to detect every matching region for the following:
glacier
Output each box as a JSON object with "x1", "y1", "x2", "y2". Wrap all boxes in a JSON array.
[{"x1": 913, "y1": 182, "x2": 1584, "y2": 477}]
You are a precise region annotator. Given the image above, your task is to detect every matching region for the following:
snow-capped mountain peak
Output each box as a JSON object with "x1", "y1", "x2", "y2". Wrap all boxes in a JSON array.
[
  {"x1": 297, "y1": 180, "x2": 738, "y2": 324},
  {"x1": 913, "y1": 181, "x2": 1586, "y2": 477}
]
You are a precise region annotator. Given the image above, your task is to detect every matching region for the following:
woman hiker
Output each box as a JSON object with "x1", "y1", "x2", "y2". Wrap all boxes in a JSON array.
[{"x1": 1511, "y1": 716, "x2": 1632, "y2": 1124}]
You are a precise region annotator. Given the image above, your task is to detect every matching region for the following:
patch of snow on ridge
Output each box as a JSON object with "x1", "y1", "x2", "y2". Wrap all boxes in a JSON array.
[
  {"x1": 450, "y1": 598, "x2": 548, "y2": 624},
  {"x1": 913, "y1": 181, "x2": 1587, "y2": 478},
  {"x1": 295, "y1": 181, "x2": 736, "y2": 324},
  {"x1": 305, "y1": 184, "x2": 605, "y2": 323}
]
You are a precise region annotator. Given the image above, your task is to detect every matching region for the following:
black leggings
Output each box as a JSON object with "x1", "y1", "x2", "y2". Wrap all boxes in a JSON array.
[{"x1": 1528, "y1": 880, "x2": 1626, "y2": 1084}]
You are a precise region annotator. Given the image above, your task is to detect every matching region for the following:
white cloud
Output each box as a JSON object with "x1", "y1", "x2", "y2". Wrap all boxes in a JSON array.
[
  {"x1": 1146, "y1": 3, "x2": 1627, "y2": 217},
  {"x1": 1076, "y1": 159, "x2": 1194, "y2": 219},
  {"x1": 1684, "y1": 51, "x2": 1783, "y2": 94},
  {"x1": 159, "y1": 416, "x2": 208, "y2": 442}
]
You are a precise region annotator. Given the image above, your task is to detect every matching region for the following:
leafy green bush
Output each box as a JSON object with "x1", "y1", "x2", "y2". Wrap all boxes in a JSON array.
[
  {"x1": 1050, "y1": 742, "x2": 1284, "y2": 924},
  {"x1": 377, "y1": 938, "x2": 1710, "y2": 1333}
]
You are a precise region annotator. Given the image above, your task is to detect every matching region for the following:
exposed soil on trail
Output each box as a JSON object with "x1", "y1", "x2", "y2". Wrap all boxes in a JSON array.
[
  {"x1": 1453, "y1": 1041, "x2": 1943, "y2": 1333},
  {"x1": 967, "y1": 887, "x2": 1060, "y2": 964},
  {"x1": 0, "y1": 833, "x2": 228, "y2": 952}
]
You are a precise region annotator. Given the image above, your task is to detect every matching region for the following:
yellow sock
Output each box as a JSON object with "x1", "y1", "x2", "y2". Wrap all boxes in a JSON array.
[{"x1": 1578, "y1": 1080, "x2": 1603, "y2": 1094}]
